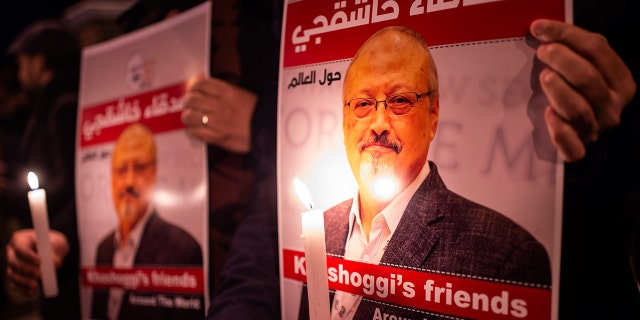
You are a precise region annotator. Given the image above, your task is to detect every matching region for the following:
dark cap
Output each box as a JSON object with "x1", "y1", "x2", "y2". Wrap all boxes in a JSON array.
[{"x1": 7, "y1": 20, "x2": 80, "y2": 71}]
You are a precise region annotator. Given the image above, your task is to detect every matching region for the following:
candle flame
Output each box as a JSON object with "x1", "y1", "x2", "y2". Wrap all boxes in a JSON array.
[
  {"x1": 294, "y1": 178, "x2": 314, "y2": 210},
  {"x1": 27, "y1": 171, "x2": 39, "y2": 190}
]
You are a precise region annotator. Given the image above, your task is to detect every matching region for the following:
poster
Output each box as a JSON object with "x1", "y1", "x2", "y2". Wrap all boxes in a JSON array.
[
  {"x1": 75, "y1": 3, "x2": 210, "y2": 319},
  {"x1": 277, "y1": 0, "x2": 569, "y2": 319}
]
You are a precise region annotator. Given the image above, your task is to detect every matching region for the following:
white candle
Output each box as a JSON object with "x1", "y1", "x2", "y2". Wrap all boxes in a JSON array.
[
  {"x1": 27, "y1": 172, "x2": 58, "y2": 298},
  {"x1": 295, "y1": 178, "x2": 330, "y2": 320}
]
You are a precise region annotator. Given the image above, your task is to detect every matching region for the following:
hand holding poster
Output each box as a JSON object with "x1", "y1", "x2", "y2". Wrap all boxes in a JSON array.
[
  {"x1": 278, "y1": 1, "x2": 568, "y2": 319},
  {"x1": 76, "y1": 3, "x2": 211, "y2": 319}
]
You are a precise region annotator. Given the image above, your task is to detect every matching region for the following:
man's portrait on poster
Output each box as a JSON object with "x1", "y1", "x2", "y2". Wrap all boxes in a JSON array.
[
  {"x1": 91, "y1": 122, "x2": 203, "y2": 320},
  {"x1": 300, "y1": 25, "x2": 552, "y2": 320}
]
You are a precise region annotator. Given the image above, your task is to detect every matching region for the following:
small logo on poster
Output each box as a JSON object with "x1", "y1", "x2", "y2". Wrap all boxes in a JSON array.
[{"x1": 126, "y1": 53, "x2": 154, "y2": 90}]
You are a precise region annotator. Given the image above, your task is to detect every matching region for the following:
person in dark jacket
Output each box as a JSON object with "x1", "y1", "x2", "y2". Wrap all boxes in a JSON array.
[{"x1": 3, "y1": 19, "x2": 82, "y2": 320}]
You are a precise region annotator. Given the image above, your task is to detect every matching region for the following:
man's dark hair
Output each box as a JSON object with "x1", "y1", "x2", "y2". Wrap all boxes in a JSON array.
[{"x1": 7, "y1": 20, "x2": 80, "y2": 73}]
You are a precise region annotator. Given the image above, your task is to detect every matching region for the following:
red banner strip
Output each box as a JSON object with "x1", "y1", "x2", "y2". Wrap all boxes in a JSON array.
[
  {"x1": 282, "y1": 248, "x2": 551, "y2": 320},
  {"x1": 282, "y1": 0, "x2": 564, "y2": 68},
  {"x1": 82, "y1": 266, "x2": 204, "y2": 294},
  {"x1": 79, "y1": 81, "x2": 192, "y2": 148}
]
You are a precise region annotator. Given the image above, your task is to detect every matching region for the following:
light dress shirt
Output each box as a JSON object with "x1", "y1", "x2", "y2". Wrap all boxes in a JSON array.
[
  {"x1": 107, "y1": 207, "x2": 153, "y2": 320},
  {"x1": 330, "y1": 161, "x2": 431, "y2": 320}
]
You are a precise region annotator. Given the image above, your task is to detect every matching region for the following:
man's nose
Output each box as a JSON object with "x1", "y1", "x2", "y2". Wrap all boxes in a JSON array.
[
  {"x1": 123, "y1": 167, "x2": 136, "y2": 184},
  {"x1": 370, "y1": 100, "x2": 391, "y2": 134}
]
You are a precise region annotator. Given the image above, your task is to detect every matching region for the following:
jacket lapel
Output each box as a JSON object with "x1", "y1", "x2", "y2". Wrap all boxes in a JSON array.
[
  {"x1": 358, "y1": 162, "x2": 447, "y2": 317},
  {"x1": 324, "y1": 199, "x2": 351, "y2": 257},
  {"x1": 380, "y1": 162, "x2": 446, "y2": 268}
]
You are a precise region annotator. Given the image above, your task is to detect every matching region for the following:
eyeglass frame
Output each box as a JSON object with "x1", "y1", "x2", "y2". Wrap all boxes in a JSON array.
[
  {"x1": 345, "y1": 91, "x2": 435, "y2": 118},
  {"x1": 112, "y1": 160, "x2": 157, "y2": 177}
]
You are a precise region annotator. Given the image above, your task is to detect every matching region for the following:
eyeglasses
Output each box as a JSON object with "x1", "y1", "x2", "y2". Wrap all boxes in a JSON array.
[
  {"x1": 346, "y1": 91, "x2": 433, "y2": 119},
  {"x1": 113, "y1": 161, "x2": 156, "y2": 177}
]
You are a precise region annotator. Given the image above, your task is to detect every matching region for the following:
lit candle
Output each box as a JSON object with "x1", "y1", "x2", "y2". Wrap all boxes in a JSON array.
[
  {"x1": 27, "y1": 172, "x2": 58, "y2": 297},
  {"x1": 294, "y1": 178, "x2": 330, "y2": 320}
]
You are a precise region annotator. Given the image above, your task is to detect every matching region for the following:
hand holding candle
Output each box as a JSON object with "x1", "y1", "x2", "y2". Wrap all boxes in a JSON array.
[
  {"x1": 27, "y1": 171, "x2": 59, "y2": 297},
  {"x1": 294, "y1": 178, "x2": 330, "y2": 320}
]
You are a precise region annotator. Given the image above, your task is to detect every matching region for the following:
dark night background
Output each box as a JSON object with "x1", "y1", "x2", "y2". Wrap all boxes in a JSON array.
[{"x1": 0, "y1": 1, "x2": 81, "y2": 60}]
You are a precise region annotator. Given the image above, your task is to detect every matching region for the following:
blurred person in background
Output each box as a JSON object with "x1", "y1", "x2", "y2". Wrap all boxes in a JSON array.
[
  {"x1": 2, "y1": 19, "x2": 81, "y2": 320},
  {"x1": 0, "y1": 49, "x2": 29, "y2": 319}
]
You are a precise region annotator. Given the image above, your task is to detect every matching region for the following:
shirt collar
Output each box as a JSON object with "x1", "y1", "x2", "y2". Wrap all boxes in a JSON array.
[
  {"x1": 348, "y1": 159, "x2": 431, "y2": 236},
  {"x1": 114, "y1": 206, "x2": 154, "y2": 248}
]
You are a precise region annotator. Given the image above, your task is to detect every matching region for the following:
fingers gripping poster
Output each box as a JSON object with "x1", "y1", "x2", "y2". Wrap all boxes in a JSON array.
[
  {"x1": 277, "y1": 1, "x2": 569, "y2": 320},
  {"x1": 75, "y1": 3, "x2": 210, "y2": 319}
]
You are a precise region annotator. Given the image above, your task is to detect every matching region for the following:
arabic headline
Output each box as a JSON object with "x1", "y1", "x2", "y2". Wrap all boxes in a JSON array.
[
  {"x1": 79, "y1": 81, "x2": 189, "y2": 147},
  {"x1": 283, "y1": 0, "x2": 564, "y2": 67},
  {"x1": 287, "y1": 67, "x2": 342, "y2": 89},
  {"x1": 282, "y1": 249, "x2": 551, "y2": 320}
]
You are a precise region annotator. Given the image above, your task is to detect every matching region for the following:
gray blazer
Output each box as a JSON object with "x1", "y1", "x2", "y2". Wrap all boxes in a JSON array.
[{"x1": 300, "y1": 161, "x2": 551, "y2": 319}]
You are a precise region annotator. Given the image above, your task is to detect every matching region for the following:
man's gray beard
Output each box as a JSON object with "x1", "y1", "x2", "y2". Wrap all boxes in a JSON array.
[
  {"x1": 118, "y1": 202, "x2": 137, "y2": 221},
  {"x1": 360, "y1": 156, "x2": 393, "y2": 187}
]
